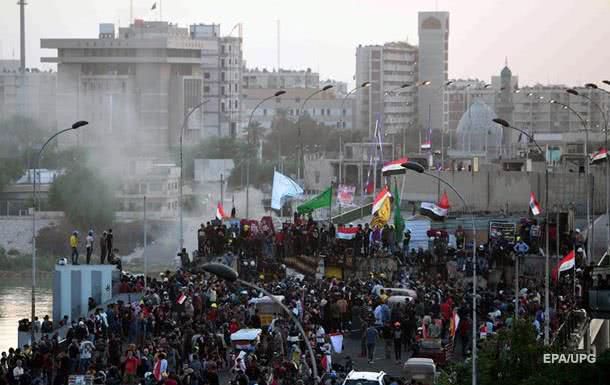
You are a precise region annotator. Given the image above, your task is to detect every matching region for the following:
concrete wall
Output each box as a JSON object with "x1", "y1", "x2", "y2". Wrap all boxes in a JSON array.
[{"x1": 399, "y1": 167, "x2": 605, "y2": 214}]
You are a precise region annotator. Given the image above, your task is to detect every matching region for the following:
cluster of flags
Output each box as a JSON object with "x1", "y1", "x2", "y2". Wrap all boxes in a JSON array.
[
  {"x1": 370, "y1": 186, "x2": 392, "y2": 229},
  {"x1": 420, "y1": 192, "x2": 451, "y2": 222}
]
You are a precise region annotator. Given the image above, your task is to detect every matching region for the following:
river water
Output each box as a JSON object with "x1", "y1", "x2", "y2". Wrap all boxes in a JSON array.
[{"x1": 0, "y1": 279, "x2": 52, "y2": 353}]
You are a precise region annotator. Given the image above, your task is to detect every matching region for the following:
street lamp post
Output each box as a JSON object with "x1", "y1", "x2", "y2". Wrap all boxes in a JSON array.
[
  {"x1": 493, "y1": 117, "x2": 551, "y2": 345},
  {"x1": 581, "y1": 84, "x2": 610, "y2": 256},
  {"x1": 179, "y1": 100, "x2": 209, "y2": 253},
  {"x1": 202, "y1": 263, "x2": 319, "y2": 383},
  {"x1": 401, "y1": 161, "x2": 477, "y2": 385},
  {"x1": 298, "y1": 85, "x2": 334, "y2": 184},
  {"x1": 32, "y1": 120, "x2": 88, "y2": 340},
  {"x1": 549, "y1": 99, "x2": 591, "y2": 263},
  {"x1": 339, "y1": 82, "x2": 371, "y2": 185},
  {"x1": 245, "y1": 90, "x2": 286, "y2": 218}
]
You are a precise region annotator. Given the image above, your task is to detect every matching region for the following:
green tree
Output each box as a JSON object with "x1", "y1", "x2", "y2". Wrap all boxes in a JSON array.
[
  {"x1": 48, "y1": 163, "x2": 117, "y2": 228},
  {"x1": 441, "y1": 320, "x2": 610, "y2": 385}
]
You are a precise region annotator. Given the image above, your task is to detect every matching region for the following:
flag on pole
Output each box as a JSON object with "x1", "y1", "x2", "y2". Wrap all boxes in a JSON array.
[
  {"x1": 231, "y1": 196, "x2": 236, "y2": 218},
  {"x1": 216, "y1": 202, "x2": 228, "y2": 220},
  {"x1": 382, "y1": 157, "x2": 409, "y2": 176},
  {"x1": 529, "y1": 192, "x2": 541, "y2": 216},
  {"x1": 151, "y1": 2, "x2": 157, "y2": 10},
  {"x1": 590, "y1": 148, "x2": 608, "y2": 165},
  {"x1": 297, "y1": 186, "x2": 332, "y2": 214},
  {"x1": 449, "y1": 309, "x2": 460, "y2": 338},
  {"x1": 372, "y1": 186, "x2": 391, "y2": 214},
  {"x1": 552, "y1": 250, "x2": 576, "y2": 281},
  {"x1": 336, "y1": 226, "x2": 359, "y2": 240},
  {"x1": 420, "y1": 191, "x2": 450, "y2": 221},
  {"x1": 271, "y1": 171, "x2": 303, "y2": 210},
  {"x1": 392, "y1": 180, "x2": 405, "y2": 242},
  {"x1": 371, "y1": 186, "x2": 392, "y2": 228}
]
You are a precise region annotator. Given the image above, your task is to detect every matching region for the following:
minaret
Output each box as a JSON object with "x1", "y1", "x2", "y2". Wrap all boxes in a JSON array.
[{"x1": 496, "y1": 57, "x2": 515, "y2": 155}]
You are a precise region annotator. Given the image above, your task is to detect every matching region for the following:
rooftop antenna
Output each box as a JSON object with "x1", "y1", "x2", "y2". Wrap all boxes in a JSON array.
[
  {"x1": 130, "y1": 0, "x2": 133, "y2": 24},
  {"x1": 18, "y1": 0, "x2": 27, "y2": 72},
  {"x1": 277, "y1": 19, "x2": 280, "y2": 73}
]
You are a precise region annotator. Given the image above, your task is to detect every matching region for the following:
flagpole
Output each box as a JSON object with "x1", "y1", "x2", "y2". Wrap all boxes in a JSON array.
[{"x1": 329, "y1": 184, "x2": 333, "y2": 225}]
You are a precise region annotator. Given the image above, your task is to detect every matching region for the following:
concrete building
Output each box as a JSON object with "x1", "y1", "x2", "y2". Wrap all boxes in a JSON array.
[
  {"x1": 418, "y1": 11, "x2": 449, "y2": 139},
  {"x1": 41, "y1": 21, "x2": 208, "y2": 152},
  {"x1": 355, "y1": 42, "x2": 418, "y2": 138},
  {"x1": 242, "y1": 68, "x2": 319, "y2": 90},
  {"x1": 116, "y1": 160, "x2": 180, "y2": 218},
  {"x1": 242, "y1": 87, "x2": 354, "y2": 132},
  {"x1": 190, "y1": 23, "x2": 243, "y2": 138},
  {"x1": 0, "y1": 61, "x2": 57, "y2": 131}
]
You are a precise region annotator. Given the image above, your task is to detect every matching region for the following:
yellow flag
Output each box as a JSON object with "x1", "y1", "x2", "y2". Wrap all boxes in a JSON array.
[{"x1": 370, "y1": 195, "x2": 391, "y2": 229}]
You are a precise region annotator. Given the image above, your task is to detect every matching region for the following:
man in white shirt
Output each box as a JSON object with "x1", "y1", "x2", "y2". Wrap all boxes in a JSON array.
[
  {"x1": 12, "y1": 360, "x2": 24, "y2": 383},
  {"x1": 85, "y1": 230, "x2": 94, "y2": 264},
  {"x1": 79, "y1": 339, "x2": 95, "y2": 373}
]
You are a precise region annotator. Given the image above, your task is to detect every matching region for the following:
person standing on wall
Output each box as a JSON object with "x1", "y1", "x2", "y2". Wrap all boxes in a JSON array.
[
  {"x1": 106, "y1": 229, "x2": 114, "y2": 262},
  {"x1": 85, "y1": 230, "x2": 94, "y2": 264},
  {"x1": 69, "y1": 231, "x2": 79, "y2": 265},
  {"x1": 100, "y1": 231, "x2": 108, "y2": 264}
]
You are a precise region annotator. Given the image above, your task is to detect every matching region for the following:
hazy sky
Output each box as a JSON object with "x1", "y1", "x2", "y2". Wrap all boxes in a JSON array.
[{"x1": 2, "y1": 0, "x2": 609, "y2": 87}]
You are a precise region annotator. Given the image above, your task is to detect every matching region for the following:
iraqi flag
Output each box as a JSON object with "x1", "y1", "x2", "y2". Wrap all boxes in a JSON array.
[
  {"x1": 529, "y1": 192, "x2": 541, "y2": 216},
  {"x1": 590, "y1": 148, "x2": 608, "y2": 165},
  {"x1": 372, "y1": 186, "x2": 392, "y2": 215},
  {"x1": 176, "y1": 293, "x2": 187, "y2": 305},
  {"x1": 336, "y1": 226, "x2": 358, "y2": 240},
  {"x1": 216, "y1": 202, "x2": 228, "y2": 220},
  {"x1": 382, "y1": 157, "x2": 409, "y2": 176},
  {"x1": 420, "y1": 191, "x2": 450, "y2": 221},
  {"x1": 552, "y1": 250, "x2": 576, "y2": 282},
  {"x1": 420, "y1": 140, "x2": 431, "y2": 150}
]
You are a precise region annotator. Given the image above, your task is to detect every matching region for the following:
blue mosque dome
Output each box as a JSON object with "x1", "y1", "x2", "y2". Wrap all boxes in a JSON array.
[{"x1": 456, "y1": 99, "x2": 503, "y2": 157}]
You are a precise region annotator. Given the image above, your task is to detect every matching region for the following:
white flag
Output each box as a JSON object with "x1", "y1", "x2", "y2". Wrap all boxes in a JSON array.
[
  {"x1": 329, "y1": 333, "x2": 343, "y2": 354},
  {"x1": 271, "y1": 171, "x2": 303, "y2": 210}
]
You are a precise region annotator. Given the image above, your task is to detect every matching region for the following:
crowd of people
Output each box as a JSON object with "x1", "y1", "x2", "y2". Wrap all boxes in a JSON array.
[{"x1": 2, "y1": 211, "x2": 585, "y2": 385}]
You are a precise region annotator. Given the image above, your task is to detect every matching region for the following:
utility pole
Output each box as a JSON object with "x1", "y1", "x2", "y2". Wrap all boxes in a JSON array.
[
  {"x1": 18, "y1": 0, "x2": 27, "y2": 73},
  {"x1": 220, "y1": 173, "x2": 224, "y2": 207},
  {"x1": 143, "y1": 195, "x2": 147, "y2": 289}
]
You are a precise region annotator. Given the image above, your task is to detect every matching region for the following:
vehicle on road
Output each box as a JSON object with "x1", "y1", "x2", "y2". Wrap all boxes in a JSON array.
[
  {"x1": 341, "y1": 370, "x2": 389, "y2": 385},
  {"x1": 404, "y1": 357, "x2": 437, "y2": 384}
]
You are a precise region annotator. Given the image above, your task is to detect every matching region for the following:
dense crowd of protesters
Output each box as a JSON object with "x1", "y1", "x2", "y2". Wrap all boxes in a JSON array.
[{"x1": 3, "y1": 212, "x2": 585, "y2": 385}]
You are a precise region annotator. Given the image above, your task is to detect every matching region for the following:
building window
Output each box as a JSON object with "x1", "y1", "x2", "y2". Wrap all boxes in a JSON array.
[
  {"x1": 221, "y1": 72, "x2": 225, "y2": 81},
  {"x1": 221, "y1": 102, "x2": 226, "y2": 112},
  {"x1": 204, "y1": 86, "x2": 210, "y2": 93},
  {"x1": 221, "y1": 59, "x2": 225, "y2": 68},
  {"x1": 315, "y1": 171, "x2": 320, "y2": 184},
  {"x1": 234, "y1": 100, "x2": 238, "y2": 109},
  {"x1": 204, "y1": 72, "x2": 210, "y2": 79},
  {"x1": 263, "y1": 109, "x2": 267, "y2": 116},
  {"x1": 342, "y1": 109, "x2": 346, "y2": 116},
  {"x1": 327, "y1": 109, "x2": 331, "y2": 115},
  {"x1": 221, "y1": 86, "x2": 225, "y2": 96}
]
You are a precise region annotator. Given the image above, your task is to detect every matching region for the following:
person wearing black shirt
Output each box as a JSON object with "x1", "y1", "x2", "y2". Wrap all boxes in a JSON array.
[{"x1": 106, "y1": 229, "x2": 114, "y2": 262}]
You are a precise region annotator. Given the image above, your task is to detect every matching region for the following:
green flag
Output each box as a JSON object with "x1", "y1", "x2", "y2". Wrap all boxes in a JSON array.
[
  {"x1": 297, "y1": 186, "x2": 332, "y2": 214},
  {"x1": 393, "y1": 180, "x2": 405, "y2": 242}
]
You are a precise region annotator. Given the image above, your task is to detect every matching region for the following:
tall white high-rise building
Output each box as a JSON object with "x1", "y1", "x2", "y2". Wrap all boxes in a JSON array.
[
  {"x1": 418, "y1": 11, "x2": 449, "y2": 137},
  {"x1": 355, "y1": 42, "x2": 418, "y2": 139}
]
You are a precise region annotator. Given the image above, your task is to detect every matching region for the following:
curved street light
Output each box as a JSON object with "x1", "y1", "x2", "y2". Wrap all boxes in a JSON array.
[
  {"x1": 493, "y1": 117, "x2": 551, "y2": 345},
  {"x1": 245, "y1": 90, "x2": 287, "y2": 217},
  {"x1": 401, "y1": 161, "x2": 477, "y2": 385},
  {"x1": 298, "y1": 85, "x2": 334, "y2": 182},
  {"x1": 32, "y1": 120, "x2": 89, "y2": 340},
  {"x1": 179, "y1": 99, "x2": 209, "y2": 252},
  {"x1": 580, "y1": 84, "x2": 610, "y2": 256},
  {"x1": 202, "y1": 263, "x2": 319, "y2": 383},
  {"x1": 550, "y1": 98, "x2": 592, "y2": 263}
]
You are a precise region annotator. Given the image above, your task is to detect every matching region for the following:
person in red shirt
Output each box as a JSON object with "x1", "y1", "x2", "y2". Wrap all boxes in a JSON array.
[
  {"x1": 229, "y1": 318, "x2": 240, "y2": 334},
  {"x1": 123, "y1": 350, "x2": 140, "y2": 385}
]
